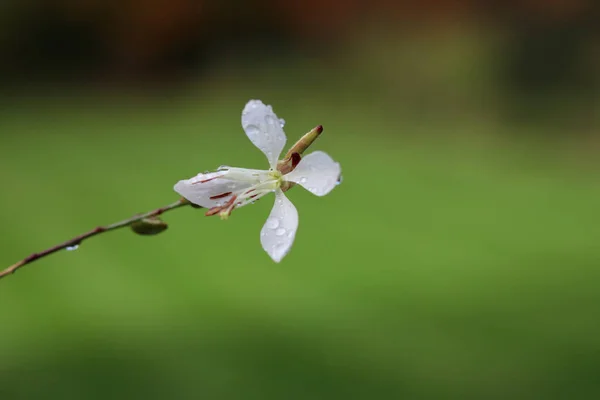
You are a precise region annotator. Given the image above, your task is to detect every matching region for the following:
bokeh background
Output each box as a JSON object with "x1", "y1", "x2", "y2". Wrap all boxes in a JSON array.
[{"x1": 1, "y1": 1, "x2": 600, "y2": 399}]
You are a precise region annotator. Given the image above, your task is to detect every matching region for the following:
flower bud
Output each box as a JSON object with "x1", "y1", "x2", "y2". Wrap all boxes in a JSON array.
[
  {"x1": 283, "y1": 125, "x2": 323, "y2": 160},
  {"x1": 276, "y1": 152, "x2": 301, "y2": 175},
  {"x1": 130, "y1": 217, "x2": 168, "y2": 236}
]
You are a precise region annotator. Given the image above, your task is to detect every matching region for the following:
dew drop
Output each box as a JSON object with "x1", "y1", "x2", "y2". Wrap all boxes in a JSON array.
[
  {"x1": 245, "y1": 124, "x2": 260, "y2": 137},
  {"x1": 66, "y1": 245, "x2": 79, "y2": 251},
  {"x1": 265, "y1": 217, "x2": 279, "y2": 229},
  {"x1": 299, "y1": 177, "x2": 307, "y2": 184},
  {"x1": 265, "y1": 115, "x2": 277, "y2": 126},
  {"x1": 337, "y1": 175, "x2": 344, "y2": 185},
  {"x1": 275, "y1": 228, "x2": 286, "y2": 236},
  {"x1": 279, "y1": 118, "x2": 286, "y2": 127}
]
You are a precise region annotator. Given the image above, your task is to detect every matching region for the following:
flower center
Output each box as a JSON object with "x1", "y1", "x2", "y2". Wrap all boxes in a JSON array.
[{"x1": 268, "y1": 170, "x2": 283, "y2": 188}]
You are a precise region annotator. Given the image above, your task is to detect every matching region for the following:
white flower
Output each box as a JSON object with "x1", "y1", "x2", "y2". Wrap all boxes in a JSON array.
[{"x1": 174, "y1": 99, "x2": 341, "y2": 262}]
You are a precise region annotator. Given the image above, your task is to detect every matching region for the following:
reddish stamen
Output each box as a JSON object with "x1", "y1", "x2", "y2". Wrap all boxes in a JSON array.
[
  {"x1": 204, "y1": 195, "x2": 238, "y2": 217},
  {"x1": 205, "y1": 207, "x2": 221, "y2": 216},
  {"x1": 220, "y1": 195, "x2": 238, "y2": 217},
  {"x1": 223, "y1": 195, "x2": 237, "y2": 208}
]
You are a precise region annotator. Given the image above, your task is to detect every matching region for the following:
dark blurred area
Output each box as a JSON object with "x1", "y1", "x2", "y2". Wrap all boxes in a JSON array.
[{"x1": 1, "y1": 0, "x2": 599, "y2": 127}]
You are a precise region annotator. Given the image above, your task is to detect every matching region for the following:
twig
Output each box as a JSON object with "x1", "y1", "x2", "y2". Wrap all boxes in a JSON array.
[{"x1": 0, "y1": 198, "x2": 192, "y2": 280}]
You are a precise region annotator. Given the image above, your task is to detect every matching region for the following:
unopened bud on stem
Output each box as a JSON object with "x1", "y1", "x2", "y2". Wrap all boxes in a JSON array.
[
  {"x1": 130, "y1": 217, "x2": 168, "y2": 235},
  {"x1": 277, "y1": 125, "x2": 323, "y2": 176},
  {"x1": 284, "y1": 125, "x2": 323, "y2": 159}
]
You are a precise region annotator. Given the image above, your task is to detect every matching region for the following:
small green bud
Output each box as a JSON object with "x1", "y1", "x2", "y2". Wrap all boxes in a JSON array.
[{"x1": 130, "y1": 217, "x2": 168, "y2": 236}]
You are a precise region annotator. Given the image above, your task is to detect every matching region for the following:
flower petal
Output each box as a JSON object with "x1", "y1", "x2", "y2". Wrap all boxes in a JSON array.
[
  {"x1": 241, "y1": 100, "x2": 287, "y2": 168},
  {"x1": 174, "y1": 171, "x2": 252, "y2": 208},
  {"x1": 284, "y1": 151, "x2": 341, "y2": 196},
  {"x1": 260, "y1": 189, "x2": 298, "y2": 263}
]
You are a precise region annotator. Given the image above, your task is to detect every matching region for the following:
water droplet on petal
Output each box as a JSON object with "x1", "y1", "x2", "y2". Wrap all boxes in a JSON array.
[
  {"x1": 66, "y1": 245, "x2": 79, "y2": 251},
  {"x1": 266, "y1": 217, "x2": 279, "y2": 229},
  {"x1": 337, "y1": 175, "x2": 344, "y2": 185},
  {"x1": 299, "y1": 177, "x2": 307, "y2": 184},
  {"x1": 245, "y1": 124, "x2": 260, "y2": 138},
  {"x1": 275, "y1": 228, "x2": 286, "y2": 236},
  {"x1": 265, "y1": 115, "x2": 277, "y2": 126},
  {"x1": 279, "y1": 118, "x2": 286, "y2": 127},
  {"x1": 217, "y1": 165, "x2": 231, "y2": 171}
]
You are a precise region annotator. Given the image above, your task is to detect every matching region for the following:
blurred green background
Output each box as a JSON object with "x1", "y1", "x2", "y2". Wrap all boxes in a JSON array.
[{"x1": 1, "y1": 1, "x2": 600, "y2": 399}]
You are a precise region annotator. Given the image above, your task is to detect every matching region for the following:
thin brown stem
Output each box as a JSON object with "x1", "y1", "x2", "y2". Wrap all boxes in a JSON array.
[{"x1": 0, "y1": 198, "x2": 193, "y2": 280}]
